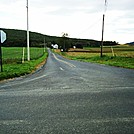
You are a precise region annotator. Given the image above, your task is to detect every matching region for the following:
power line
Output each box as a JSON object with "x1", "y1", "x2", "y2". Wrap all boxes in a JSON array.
[
  {"x1": 76, "y1": 18, "x2": 102, "y2": 37},
  {"x1": 100, "y1": 0, "x2": 108, "y2": 57}
]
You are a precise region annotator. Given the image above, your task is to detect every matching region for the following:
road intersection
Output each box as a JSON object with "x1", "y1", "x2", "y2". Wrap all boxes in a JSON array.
[{"x1": 0, "y1": 49, "x2": 134, "y2": 133}]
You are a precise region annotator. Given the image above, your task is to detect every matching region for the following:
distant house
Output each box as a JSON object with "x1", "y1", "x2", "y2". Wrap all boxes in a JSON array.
[
  {"x1": 73, "y1": 46, "x2": 76, "y2": 49},
  {"x1": 51, "y1": 44, "x2": 58, "y2": 49}
]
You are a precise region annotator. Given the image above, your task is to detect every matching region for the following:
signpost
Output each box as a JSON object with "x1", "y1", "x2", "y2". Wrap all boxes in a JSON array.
[{"x1": 0, "y1": 30, "x2": 6, "y2": 72}]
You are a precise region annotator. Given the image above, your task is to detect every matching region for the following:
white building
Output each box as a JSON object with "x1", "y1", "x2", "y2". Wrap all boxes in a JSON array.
[{"x1": 52, "y1": 44, "x2": 58, "y2": 49}]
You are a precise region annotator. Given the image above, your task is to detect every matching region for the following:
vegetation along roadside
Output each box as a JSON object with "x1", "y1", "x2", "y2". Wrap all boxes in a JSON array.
[
  {"x1": 0, "y1": 28, "x2": 134, "y2": 81},
  {"x1": 54, "y1": 46, "x2": 134, "y2": 69},
  {"x1": 0, "y1": 47, "x2": 48, "y2": 81}
]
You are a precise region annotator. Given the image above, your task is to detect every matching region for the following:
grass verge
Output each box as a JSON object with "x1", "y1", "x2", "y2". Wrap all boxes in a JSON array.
[
  {"x1": 0, "y1": 52, "x2": 48, "y2": 81},
  {"x1": 56, "y1": 51, "x2": 134, "y2": 69}
]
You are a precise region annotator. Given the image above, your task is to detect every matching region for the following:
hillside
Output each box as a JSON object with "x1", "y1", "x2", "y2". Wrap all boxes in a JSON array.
[
  {"x1": 0, "y1": 28, "x2": 118, "y2": 48},
  {"x1": 1, "y1": 28, "x2": 48, "y2": 47},
  {"x1": 127, "y1": 42, "x2": 134, "y2": 46}
]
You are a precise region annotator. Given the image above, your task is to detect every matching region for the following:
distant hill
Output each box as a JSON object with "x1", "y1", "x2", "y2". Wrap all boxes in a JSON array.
[
  {"x1": 0, "y1": 28, "x2": 51, "y2": 47},
  {"x1": 126, "y1": 42, "x2": 134, "y2": 46},
  {"x1": 0, "y1": 28, "x2": 119, "y2": 48}
]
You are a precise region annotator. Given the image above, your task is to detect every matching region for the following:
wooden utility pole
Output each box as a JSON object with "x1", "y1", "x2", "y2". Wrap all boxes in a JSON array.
[
  {"x1": 100, "y1": 0, "x2": 107, "y2": 57},
  {"x1": 100, "y1": 14, "x2": 105, "y2": 57}
]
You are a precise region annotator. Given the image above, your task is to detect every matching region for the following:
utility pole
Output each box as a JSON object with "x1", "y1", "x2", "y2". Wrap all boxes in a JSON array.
[
  {"x1": 100, "y1": 0, "x2": 107, "y2": 57},
  {"x1": 100, "y1": 14, "x2": 105, "y2": 57},
  {"x1": 26, "y1": 0, "x2": 30, "y2": 61}
]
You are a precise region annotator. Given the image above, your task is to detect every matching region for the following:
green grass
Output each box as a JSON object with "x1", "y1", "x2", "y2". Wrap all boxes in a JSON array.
[
  {"x1": 3, "y1": 47, "x2": 45, "y2": 64},
  {"x1": 65, "y1": 54, "x2": 134, "y2": 69},
  {"x1": 55, "y1": 46, "x2": 134, "y2": 69},
  {"x1": 81, "y1": 56, "x2": 134, "y2": 69},
  {"x1": 0, "y1": 47, "x2": 48, "y2": 81}
]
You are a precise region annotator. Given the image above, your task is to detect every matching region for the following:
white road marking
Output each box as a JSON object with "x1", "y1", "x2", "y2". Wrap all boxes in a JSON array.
[
  {"x1": 0, "y1": 120, "x2": 30, "y2": 125},
  {"x1": 60, "y1": 67, "x2": 64, "y2": 71},
  {"x1": 0, "y1": 74, "x2": 47, "y2": 88},
  {"x1": 52, "y1": 53, "x2": 76, "y2": 68},
  {"x1": 89, "y1": 117, "x2": 134, "y2": 124}
]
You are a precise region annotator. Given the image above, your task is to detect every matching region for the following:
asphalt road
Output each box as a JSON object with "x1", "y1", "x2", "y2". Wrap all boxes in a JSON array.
[{"x1": 0, "y1": 49, "x2": 134, "y2": 134}]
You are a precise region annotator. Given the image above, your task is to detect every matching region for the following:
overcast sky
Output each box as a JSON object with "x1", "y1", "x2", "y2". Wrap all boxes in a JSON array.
[{"x1": 0, "y1": 0, "x2": 134, "y2": 44}]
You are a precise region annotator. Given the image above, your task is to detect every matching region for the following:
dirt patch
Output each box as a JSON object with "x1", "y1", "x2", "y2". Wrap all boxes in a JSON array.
[{"x1": 35, "y1": 59, "x2": 47, "y2": 70}]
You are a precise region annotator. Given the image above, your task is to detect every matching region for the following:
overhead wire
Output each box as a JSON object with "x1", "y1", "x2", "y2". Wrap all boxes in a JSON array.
[
  {"x1": 75, "y1": 0, "x2": 108, "y2": 39},
  {"x1": 76, "y1": 17, "x2": 102, "y2": 37}
]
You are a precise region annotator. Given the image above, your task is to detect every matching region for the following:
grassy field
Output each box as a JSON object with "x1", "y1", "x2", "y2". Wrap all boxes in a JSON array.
[
  {"x1": 0, "y1": 47, "x2": 48, "y2": 81},
  {"x1": 2, "y1": 47, "x2": 45, "y2": 64},
  {"x1": 55, "y1": 45, "x2": 134, "y2": 69}
]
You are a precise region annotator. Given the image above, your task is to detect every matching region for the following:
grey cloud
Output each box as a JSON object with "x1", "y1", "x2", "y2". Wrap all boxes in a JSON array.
[
  {"x1": 31, "y1": 0, "x2": 104, "y2": 15},
  {"x1": 1, "y1": 0, "x2": 134, "y2": 12}
]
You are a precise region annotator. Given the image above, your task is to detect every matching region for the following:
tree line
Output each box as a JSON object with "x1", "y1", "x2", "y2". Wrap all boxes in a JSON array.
[{"x1": 1, "y1": 28, "x2": 119, "y2": 49}]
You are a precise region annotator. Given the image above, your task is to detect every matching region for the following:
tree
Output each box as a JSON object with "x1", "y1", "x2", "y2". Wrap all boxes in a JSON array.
[{"x1": 61, "y1": 32, "x2": 69, "y2": 52}]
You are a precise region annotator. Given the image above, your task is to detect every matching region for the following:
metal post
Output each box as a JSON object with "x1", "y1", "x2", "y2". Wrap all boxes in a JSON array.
[
  {"x1": 26, "y1": 0, "x2": 30, "y2": 61},
  {"x1": 64, "y1": 39, "x2": 65, "y2": 52},
  {"x1": 0, "y1": 43, "x2": 3, "y2": 72},
  {"x1": 100, "y1": 14, "x2": 105, "y2": 57},
  {"x1": 111, "y1": 46, "x2": 115, "y2": 57}
]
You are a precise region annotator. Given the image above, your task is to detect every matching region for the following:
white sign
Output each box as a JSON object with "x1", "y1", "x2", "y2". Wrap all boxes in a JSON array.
[{"x1": 0, "y1": 30, "x2": 6, "y2": 43}]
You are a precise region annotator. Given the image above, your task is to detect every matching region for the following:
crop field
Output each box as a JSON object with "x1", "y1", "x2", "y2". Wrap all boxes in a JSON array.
[
  {"x1": 84, "y1": 46, "x2": 134, "y2": 57},
  {"x1": 55, "y1": 45, "x2": 134, "y2": 69},
  {"x1": 2, "y1": 47, "x2": 45, "y2": 64}
]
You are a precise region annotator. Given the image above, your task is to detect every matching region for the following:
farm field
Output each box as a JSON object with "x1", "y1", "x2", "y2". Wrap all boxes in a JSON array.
[
  {"x1": 2, "y1": 47, "x2": 45, "y2": 64},
  {"x1": 0, "y1": 47, "x2": 48, "y2": 81},
  {"x1": 55, "y1": 45, "x2": 134, "y2": 69}
]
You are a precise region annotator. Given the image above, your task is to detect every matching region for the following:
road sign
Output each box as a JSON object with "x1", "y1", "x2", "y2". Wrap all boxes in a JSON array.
[
  {"x1": 0, "y1": 30, "x2": 6, "y2": 43},
  {"x1": 0, "y1": 30, "x2": 6, "y2": 72}
]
